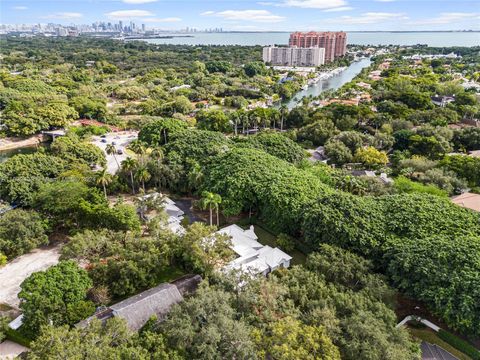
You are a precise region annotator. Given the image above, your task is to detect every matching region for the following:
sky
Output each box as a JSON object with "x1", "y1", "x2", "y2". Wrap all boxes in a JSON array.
[{"x1": 1, "y1": 0, "x2": 479, "y2": 31}]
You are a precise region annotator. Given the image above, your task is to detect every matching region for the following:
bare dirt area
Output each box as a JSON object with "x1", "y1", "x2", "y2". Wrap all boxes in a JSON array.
[
  {"x1": 0, "y1": 246, "x2": 61, "y2": 308},
  {"x1": 0, "y1": 135, "x2": 43, "y2": 151}
]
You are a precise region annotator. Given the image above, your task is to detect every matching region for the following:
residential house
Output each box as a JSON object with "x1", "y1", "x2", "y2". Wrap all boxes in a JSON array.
[
  {"x1": 356, "y1": 81, "x2": 372, "y2": 90},
  {"x1": 430, "y1": 95, "x2": 455, "y2": 107},
  {"x1": 137, "y1": 193, "x2": 186, "y2": 234},
  {"x1": 217, "y1": 225, "x2": 292, "y2": 277},
  {"x1": 421, "y1": 342, "x2": 459, "y2": 360},
  {"x1": 76, "y1": 275, "x2": 201, "y2": 331},
  {"x1": 461, "y1": 118, "x2": 480, "y2": 128},
  {"x1": 351, "y1": 170, "x2": 393, "y2": 184},
  {"x1": 309, "y1": 146, "x2": 328, "y2": 163},
  {"x1": 170, "y1": 84, "x2": 191, "y2": 92}
]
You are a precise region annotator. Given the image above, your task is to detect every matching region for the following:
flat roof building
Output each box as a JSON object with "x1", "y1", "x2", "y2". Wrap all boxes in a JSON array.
[
  {"x1": 289, "y1": 31, "x2": 347, "y2": 63},
  {"x1": 263, "y1": 46, "x2": 325, "y2": 67}
]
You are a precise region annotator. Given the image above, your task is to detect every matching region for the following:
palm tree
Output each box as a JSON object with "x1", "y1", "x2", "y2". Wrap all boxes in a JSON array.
[
  {"x1": 187, "y1": 161, "x2": 204, "y2": 192},
  {"x1": 96, "y1": 168, "x2": 113, "y2": 200},
  {"x1": 200, "y1": 191, "x2": 221, "y2": 226},
  {"x1": 106, "y1": 143, "x2": 119, "y2": 169},
  {"x1": 150, "y1": 147, "x2": 164, "y2": 167},
  {"x1": 128, "y1": 140, "x2": 147, "y2": 166},
  {"x1": 230, "y1": 112, "x2": 239, "y2": 136},
  {"x1": 122, "y1": 157, "x2": 138, "y2": 194},
  {"x1": 212, "y1": 193, "x2": 222, "y2": 227},
  {"x1": 135, "y1": 166, "x2": 151, "y2": 193},
  {"x1": 280, "y1": 104, "x2": 288, "y2": 131}
]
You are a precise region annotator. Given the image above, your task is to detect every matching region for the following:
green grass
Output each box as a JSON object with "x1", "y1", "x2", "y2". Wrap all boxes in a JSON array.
[
  {"x1": 438, "y1": 330, "x2": 480, "y2": 360},
  {"x1": 408, "y1": 327, "x2": 473, "y2": 360},
  {"x1": 154, "y1": 266, "x2": 186, "y2": 284},
  {"x1": 253, "y1": 225, "x2": 307, "y2": 266}
]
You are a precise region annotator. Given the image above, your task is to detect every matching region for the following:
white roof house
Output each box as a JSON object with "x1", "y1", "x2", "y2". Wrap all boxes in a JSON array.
[
  {"x1": 163, "y1": 197, "x2": 186, "y2": 234},
  {"x1": 217, "y1": 225, "x2": 292, "y2": 277},
  {"x1": 163, "y1": 197, "x2": 185, "y2": 218},
  {"x1": 137, "y1": 193, "x2": 186, "y2": 234}
]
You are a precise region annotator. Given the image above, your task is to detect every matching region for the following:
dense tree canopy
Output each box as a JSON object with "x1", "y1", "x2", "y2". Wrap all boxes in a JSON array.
[
  {"x1": 0, "y1": 153, "x2": 68, "y2": 205},
  {"x1": 0, "y1": 209, "x2": 48, "y2": 259},
  {"x1": 19, "y1": 260, "x2": 94, "y2": 335}
]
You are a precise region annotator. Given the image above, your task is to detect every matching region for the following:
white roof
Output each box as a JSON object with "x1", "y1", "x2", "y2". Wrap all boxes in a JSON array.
[
  {"x1": 226, "y1": 254, "x2": 270, "y2": 275},
  {"x1": 163, "y1": 197, "x2": 185, "y2": 218},
  {"x1": 167, "y1": 216, "x2": 185, "y2": 234},
  {"x1": 216, "y1": 225, "x2": 292, "y2": 277},
  {"x1": 217, "y1": 225, "x2": 263, "y2": 254},
  {"x1": 8, "y1": 315, "x2": 23, "y2": 330},
  {"x1": 256, "y1": 246, "x2": 292, "y2": 268}
]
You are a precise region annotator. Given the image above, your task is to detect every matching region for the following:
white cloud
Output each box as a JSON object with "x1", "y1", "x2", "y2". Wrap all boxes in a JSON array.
[
  {"x1": 106, "y1": 10, "x2": 154, "y2": 19},
  {"x1": 143, "y1": 17, "x2": 182, "y2": 23},
  {"x1": 201, "y1": 10, "x2": 285, "y2": 23},
  {"x1": 408, "y1": 12, "x2": 479, "y2": 25},
  {"x1": 265, "y1": 0, "x2": 348, "y2": 10},
  {"x1": 122, "y1": 0, "x2": 158, "y2": 3},
  {"x1": 40, "y1": 12, "x2": 83, "y2": 20},
  {"x1": 323, "y1": 6, "x2": 353, "y2": 12},
  {"x1": 12, "y1": 6, "x2": 28, "y2": 10},
  {"x1": 327, "y1": 12, "x2": 408, "y2": 24}
]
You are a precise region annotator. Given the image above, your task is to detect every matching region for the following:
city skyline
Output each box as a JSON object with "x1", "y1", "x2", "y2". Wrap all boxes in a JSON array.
[{"x1": 1, "y1": 0, "x2": 479, "y2": 31}]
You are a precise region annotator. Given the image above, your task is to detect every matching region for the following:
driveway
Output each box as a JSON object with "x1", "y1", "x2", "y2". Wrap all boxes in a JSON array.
[
  {"x1": 0, "y1": 340, "x2": 29, "y2": 359},
  {"x1": 0, "y1": 246, "x2": 61, "y2": 308},
  {"x1": 91, "y1": 131, "x2": 138, "y2": 174}
]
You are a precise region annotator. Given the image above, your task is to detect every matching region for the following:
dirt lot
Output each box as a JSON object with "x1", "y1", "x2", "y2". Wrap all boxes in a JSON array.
[{"x1": 0, "y1": 246, "x2": 61, "y2": 308}]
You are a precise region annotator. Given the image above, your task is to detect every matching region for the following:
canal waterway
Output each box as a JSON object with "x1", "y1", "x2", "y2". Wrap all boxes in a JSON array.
[{"x1": 280, "y1": 57, "x2": 372, "y2": 109}]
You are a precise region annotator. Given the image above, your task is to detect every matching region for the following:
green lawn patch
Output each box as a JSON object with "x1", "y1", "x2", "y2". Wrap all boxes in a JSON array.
[
  {"x1": 154, "y1": 266, "x2": 186, "y2": 284},
  {"x1": 253, "y1": 225, "x2": 307, "y2": 266},
  {"x1": 408, "y1": 327, "x2": 473, "y2": 360}
]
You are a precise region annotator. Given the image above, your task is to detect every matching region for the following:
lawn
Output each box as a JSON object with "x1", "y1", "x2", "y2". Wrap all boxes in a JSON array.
[
  {"x1": 253, "y1": 225, "x2": 307, "y2": 266},
  {"x1": 154, "y1": 266, "x2": 186, "y2": 284},
  {"x1": 408, "y1": 327, "x2": 473, "y2": 360}
]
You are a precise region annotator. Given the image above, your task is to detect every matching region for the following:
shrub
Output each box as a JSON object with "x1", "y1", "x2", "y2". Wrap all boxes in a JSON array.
[{"x1": 437, "y1": 330, "x2": 480, "y2": 360}]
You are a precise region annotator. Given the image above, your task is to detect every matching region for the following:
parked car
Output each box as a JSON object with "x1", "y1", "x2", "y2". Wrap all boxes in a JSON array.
[
  {"x1": 100, "y1": 135, "x2": 106, "y2": 138},
  {"x1": 101, "y1": 139, "x2": 107, "y2": 143},
  {"x1": 112, "y1": 141, "x2": 117, "y2": 145},
  {"x1": 117, "y1": 149, "x2": 124, "y2": 155}
]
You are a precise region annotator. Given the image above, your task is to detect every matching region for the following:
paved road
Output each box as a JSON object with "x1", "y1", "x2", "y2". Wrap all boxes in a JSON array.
[
  {"x1": 92, "y1": 131, "x2": 138, "y2": 174},
  {"x1": 0, "y1": 246, "x2": 61, "y2": 308}
]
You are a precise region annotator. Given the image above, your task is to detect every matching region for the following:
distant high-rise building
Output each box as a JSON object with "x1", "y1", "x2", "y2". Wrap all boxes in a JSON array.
[
  {"x1": 263, "y1": 46, "x2": 325, "y2": 67},
  {"x1": 142, "y1": 24, "x2": 146, "y2": 32},
  {"x1": 289, "y1": 31, "x2": 347, "y2": 63}
]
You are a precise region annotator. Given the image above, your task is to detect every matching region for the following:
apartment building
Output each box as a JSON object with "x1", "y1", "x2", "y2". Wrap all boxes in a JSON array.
[
  {"x1": 263, "y1": 46, "x2": 325, "y2": 67},
  {"x1": 289, "y1": 31, "x2": 347, "y2": 63}
]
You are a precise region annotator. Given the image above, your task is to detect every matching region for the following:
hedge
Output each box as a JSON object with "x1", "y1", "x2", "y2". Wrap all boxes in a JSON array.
[
  {"x1": 6, "y1": 327, "x2": 32, "y2": 347},
  {"x1": 437, "y1": 329, "x2": 480, "y2": 360}
]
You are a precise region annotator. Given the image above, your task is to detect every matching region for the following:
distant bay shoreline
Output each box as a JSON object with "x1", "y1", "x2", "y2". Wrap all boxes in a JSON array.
[{"x1": 140, "y1": 31, "x2": 480, "y2": 47}]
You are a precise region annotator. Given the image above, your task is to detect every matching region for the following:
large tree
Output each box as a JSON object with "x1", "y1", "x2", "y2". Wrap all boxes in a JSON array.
[
  {"x1": 0, "y1": 209, "x2": 48, "y2": 259},
  {"x1": 19, "y1": 260, "x2": 94, "y2": 335},
  {"x1": 160, "y1": 285, "x2": 257, "y2": 360}
]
